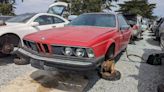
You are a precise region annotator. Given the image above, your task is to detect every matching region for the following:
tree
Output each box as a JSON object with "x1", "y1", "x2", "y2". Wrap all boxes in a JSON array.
[
  {"x1": 59, "y1": 0, "x2": 118, "y2": 15},
  {"x1": 0, "y1": 3, "x2": 13, "y2": 15},
  {"x1": 0, "y1": 0, "x2": 23, "y2": 15},
  {"x1": 117, "y1": 0, "x2": 156, "y2": 19}
]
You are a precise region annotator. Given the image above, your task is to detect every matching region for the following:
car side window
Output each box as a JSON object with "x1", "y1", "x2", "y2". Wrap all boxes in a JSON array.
[
  {"x1": 34, "y1": 15, "x2": 54, "y2": 25},
  {"x1": 118, "y1": 15, "x2": 129, "y2": 30},
  {"x1": 53, "y1": 16, "x2": 65, "y2": 23}
]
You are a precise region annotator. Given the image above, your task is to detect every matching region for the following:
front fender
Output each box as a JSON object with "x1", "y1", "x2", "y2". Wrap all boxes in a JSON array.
[{"x1": 105, "y1": 39, "x2": 115, "y2": 55}]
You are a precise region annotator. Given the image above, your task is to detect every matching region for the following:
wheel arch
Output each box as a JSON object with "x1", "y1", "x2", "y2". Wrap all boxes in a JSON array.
[
  {"x1": 105, "y1": 41, "x2": 116, "y2": 59},
  {"x1": 0, "y1": 33, "x2": 21, "y2": 46}
]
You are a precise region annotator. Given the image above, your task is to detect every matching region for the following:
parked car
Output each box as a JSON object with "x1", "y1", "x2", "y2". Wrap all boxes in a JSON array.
[
  {"x1": 16, "y1": 12, "x2": 132, "y2": 73},
  {"x1": 141, "y1": 18, "x2": 149, "y2": 31},
  {"x1": 0, "y1": 13, "x2": 69, "y2": 57},
  {"x1": 157, "y1": 19, "x2": 164, "y2": 50},
  {"x1": 154, "y1": 17, "x2": 164, "y2": 40},
  {"x1": 123, "y1": 14, "x2": 143, "y2": 39},
  {"x1": 151, "y1": 18, "x2": 163, "y2": 32}
]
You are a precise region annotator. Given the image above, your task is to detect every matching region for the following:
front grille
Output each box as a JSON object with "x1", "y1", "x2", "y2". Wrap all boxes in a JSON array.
[
  {"x1": 23, "y1": 40, "x2": 38, "y2": 52},
  {"x1": 43, "y1": 44, "x2": 49, "y2": 53},
  {"x1": 23, "y1": 40, "x2": 50, "y2": 53}
]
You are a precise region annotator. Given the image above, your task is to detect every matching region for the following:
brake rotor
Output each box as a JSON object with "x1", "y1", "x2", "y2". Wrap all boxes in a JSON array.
[
  {"x1": 1, "y1": 43, "x2": 14, "y2": 54},
  {"x1": 100, "y1": 60, "x2": 121, "y2": 81}
]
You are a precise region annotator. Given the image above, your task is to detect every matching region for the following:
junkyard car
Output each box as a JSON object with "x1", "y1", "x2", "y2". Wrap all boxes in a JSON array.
[
  {"x1": 154, "y1": 17, "x2": 164, "y2": 40},
  {"x1": 0, "y1": 13, "x2": 69, "y2": 56},
  {"x1": 157, "y1": 18, "x2": 164, "y2": 50},
  {"x1": 16, "y1": 13, "x2": 132, "y2": 72},
  {"x1": 123, "y1": 14, "x2": 143, "y2": 39}
]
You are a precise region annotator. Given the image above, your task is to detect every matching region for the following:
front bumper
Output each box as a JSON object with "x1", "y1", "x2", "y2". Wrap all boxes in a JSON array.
[{"x1": 15, "y1": 48, "x2": 104, "y2": 71}]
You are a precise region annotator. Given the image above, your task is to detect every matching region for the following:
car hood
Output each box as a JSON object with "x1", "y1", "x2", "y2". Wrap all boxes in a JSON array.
[
  {"x1": 24, "y1": 26, "x2": 116, "y2": 45},
  {"x1": 0, "y1": 22, "x2": 26, "y2": 29}
]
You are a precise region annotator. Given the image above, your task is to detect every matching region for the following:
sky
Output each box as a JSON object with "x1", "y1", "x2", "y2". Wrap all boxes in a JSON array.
[{"x1": 15, "y1": 0, "x2": 164, "y2": 17}]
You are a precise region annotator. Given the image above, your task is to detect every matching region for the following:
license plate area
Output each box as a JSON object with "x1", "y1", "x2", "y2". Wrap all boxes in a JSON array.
[{"x1": 30, "y1": 59, "x2": 44, "y2": 70}]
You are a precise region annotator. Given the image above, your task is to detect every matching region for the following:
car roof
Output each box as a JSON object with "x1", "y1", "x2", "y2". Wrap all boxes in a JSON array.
[{"x1": 83, "y1": 12, "x2": 116, "y2": 16}]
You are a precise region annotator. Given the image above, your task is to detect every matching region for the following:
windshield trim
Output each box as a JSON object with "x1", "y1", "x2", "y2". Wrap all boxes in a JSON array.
[{"x1": 68, "y1": 14, "x2": 116, "y2": 28}]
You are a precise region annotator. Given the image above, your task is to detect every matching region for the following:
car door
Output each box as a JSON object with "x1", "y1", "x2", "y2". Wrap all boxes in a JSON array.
[
  {"x1": 33, "y1": 15, "x2": 67, "y2": 31},
  {"x1": 51, "y1": 16, "x2": 68, "y2": 28},
  {"x1": 118, "y1": 15, "x2": 131, "y2": 49}
]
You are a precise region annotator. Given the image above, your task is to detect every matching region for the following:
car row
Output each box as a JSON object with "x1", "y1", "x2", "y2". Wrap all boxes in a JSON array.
[
  {"x1": 149, "y1": 17, "x2": 164, "y2": 50},
  {"x1": 0, "y1": 13, "x2": 69, "y2": 57},
  {"x1": 15, "y1": 12, "x2": 132, "y2": 74},
  {"x1": 123, "y1": 14, "x2": 148, "y2": 40},
  {"x1": 0, "y1": 1, "x2": 79, "y2": 57}
]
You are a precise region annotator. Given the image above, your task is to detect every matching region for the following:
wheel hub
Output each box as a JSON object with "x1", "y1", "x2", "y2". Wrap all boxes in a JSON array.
[{"x1": 1, "y1": 43, "x2": 14, "y2": 54}]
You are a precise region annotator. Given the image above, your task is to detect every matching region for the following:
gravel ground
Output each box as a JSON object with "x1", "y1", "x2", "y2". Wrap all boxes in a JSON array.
[
  {"x1": 0, "y1": 56, "x2": 35, "y2": 87},
  {"x1": 88, "y1": 31, "x2": 164, "y2": 92},
  {"x1": 0, "y1": 31, "x2": 164, "y2": 92}
]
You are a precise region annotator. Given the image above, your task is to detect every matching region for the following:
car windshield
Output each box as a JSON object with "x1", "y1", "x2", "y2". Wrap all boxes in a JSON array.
[
  {"x1": 124, "y1": 15, "x2": 137, "y2": 25},
  {"x1": 6, "y1": 13, "x2": 36, "y2": 23},
  {"x1": 68, "y1": 14, "x2": 116, "y2": 27}
]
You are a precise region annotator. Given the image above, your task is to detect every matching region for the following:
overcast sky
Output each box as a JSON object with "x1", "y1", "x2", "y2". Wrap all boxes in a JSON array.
[{"x1": 15, "y1": 0, "x2": 164, "y2": 17}]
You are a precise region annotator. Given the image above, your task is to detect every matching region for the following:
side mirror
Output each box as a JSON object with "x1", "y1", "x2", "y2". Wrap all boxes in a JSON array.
[
  {"x1": 29, "y1": 22, "x2": 39, "y2": 26},
  {"x1": 0, "y1": 20, "x2": 5, "y2": 26},
  {"x1": 68, "y1": 15, "x2": 78, "y2": 21},
  {"x1": 120, "y1": 25, "x2": 130, "y2": 30}
]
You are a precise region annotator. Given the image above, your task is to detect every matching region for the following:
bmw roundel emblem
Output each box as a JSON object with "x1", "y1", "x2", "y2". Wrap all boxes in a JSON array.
[{"x1": 41, "y1": 37, "x2": 45, "y2": 40}]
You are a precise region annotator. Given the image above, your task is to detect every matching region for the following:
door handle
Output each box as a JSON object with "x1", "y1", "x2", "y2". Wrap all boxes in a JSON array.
[{"x1": 52, "y1": 26, "x2": 56, "y2": 28}]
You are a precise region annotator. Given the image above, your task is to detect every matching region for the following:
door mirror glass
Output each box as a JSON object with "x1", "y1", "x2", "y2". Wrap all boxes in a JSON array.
[{"x1": 29, "y1": 22, "x2": 39, "y2": 26}]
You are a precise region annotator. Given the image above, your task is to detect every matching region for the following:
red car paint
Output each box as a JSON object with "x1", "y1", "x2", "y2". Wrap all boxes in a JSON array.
[
  {"x1": 132, "y1": 25, "x2": 139, "y2": 30},
  {"x1": 24, "y1": 25, "x2": 132, "y2": 58}
]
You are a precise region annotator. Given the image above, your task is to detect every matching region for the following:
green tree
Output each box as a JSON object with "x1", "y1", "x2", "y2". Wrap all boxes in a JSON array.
[
  {"x1": 0, "y1": 3, "x2": 13, "y2": 15},
  {"x1": 117, "y1": 0, "x2": 156, "y2": 19},
  {"x1": 0, "y1": 0, "x2": 23, "y2": 15},
  {"x1": 59, "y1": 0, "x2": 118, "y2": 15}
]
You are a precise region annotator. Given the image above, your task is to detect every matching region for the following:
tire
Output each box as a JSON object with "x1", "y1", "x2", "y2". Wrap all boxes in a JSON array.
[
  {"x1": 100, "y1": 70, "x2": 121, "y2": 81},
  {"x1": 0, "y1": 34, "x2": 20, "y2": 57},
  {"x1": 105, "y1": 45, "x2": 115, "y2": 60},
  {"x1": 129, "y1": 36, "x2": 133, "y2": 44},
  {"x1": 14, "y1": 54, "x2": 30, "y2": 65}
]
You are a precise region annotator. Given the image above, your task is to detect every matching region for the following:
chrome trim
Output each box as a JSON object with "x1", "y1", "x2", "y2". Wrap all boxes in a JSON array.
[{"x1": 17, "y1": 48, "x2": 94, "y2": 66}]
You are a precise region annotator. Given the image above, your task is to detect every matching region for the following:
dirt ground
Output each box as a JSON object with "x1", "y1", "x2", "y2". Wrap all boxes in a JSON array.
[{"x1": 0, "y1": 31, "x2": 164, "y2": 92}]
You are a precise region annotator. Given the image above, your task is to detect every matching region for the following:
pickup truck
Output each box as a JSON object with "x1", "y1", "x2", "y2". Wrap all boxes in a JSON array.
[{"x1": 16, "y1": 12, "x2": 132, "y2": 72}]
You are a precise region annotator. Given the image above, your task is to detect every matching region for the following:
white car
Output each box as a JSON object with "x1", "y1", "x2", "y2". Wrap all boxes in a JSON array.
[{"x1": 0, "y1": 13, "x2": 69, "y2": 56}]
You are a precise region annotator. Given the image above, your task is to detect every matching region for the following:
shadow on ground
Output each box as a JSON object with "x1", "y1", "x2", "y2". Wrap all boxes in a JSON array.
[
  {"x1": 30, "y1": 69, "x2": 100, "y2": 92},
  {"x1": 128, "y1": 49, "x2": 164, "y2": 92},
  {"x1": 0, "y1": 55, "x2": 16, "y2": 66},
  {"x1": 146, "y1": 38, "x2": 159, "y2": 46}
]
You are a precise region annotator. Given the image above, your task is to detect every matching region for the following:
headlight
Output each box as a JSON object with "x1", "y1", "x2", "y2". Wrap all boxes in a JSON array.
[
  {"x1": 87, "y1": 49, "x2": 95, "y2": 58},
  {"x1": 75, "y1": 48, "x2": 85, "y2": 57},
  {"x1": 64, "y1": 47, "x2": 73, "y2": 56}
]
